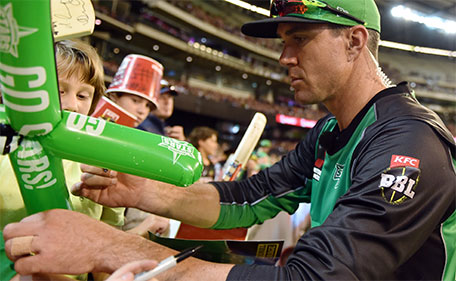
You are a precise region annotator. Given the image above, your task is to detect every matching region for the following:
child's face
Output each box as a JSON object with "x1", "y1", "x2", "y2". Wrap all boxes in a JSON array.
[
  {"x1": 199, "y1": 134, "x2": 219, "y2": 157},
  {"x1": 153, "y1": 93, "x2": 174, "y2": 120},
  {"x1": 59, "y1": 71, "x2": 95, "y2": 115},
  {"x1": 113, "y1": 94, "x2": 152, "y2": 127}
]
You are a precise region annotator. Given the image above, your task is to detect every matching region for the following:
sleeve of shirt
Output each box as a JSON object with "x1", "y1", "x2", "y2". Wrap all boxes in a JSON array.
[
  {"x1": 226, "y1": 119, "x2": 456, "y2": 280},
  {"x1": 100, "y1": 206, "x2": 125, "y2": 227},
  {"x1": 210, "y1": 117, "x2": 329, "y2": 230}
]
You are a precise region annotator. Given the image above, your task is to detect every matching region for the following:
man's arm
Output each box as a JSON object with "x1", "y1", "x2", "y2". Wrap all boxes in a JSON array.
[
  {"x1": 227, "y1": 119, "x2": 456, "y2": 280},
  {"x1": 72, "y1": 168, "x2": 221, "y2": 228},
  {"x1": 3, "y1": 209, "x2": 233, "y2": 279},
  {"x1": 72, "y1": 117, "x2": 328, "y2": 230}
]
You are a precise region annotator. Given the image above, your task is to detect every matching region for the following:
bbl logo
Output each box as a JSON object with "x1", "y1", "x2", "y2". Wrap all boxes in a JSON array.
[{"x1": 379, "y1": 166, "x2": 420, "y2": 205}]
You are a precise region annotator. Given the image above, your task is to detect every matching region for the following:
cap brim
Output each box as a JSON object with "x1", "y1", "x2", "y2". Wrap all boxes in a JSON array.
[
  {"x1": 241, "y1": 16, "x2": 325, "y2": 38},
  {"x1": 160, "y1": 87, "x2": 178, "y2": 96}
]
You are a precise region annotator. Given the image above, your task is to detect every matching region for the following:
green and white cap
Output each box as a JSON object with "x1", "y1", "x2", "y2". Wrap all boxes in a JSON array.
[{"x1": 242, "y1": 0, "x2": 381, "y2": 38}]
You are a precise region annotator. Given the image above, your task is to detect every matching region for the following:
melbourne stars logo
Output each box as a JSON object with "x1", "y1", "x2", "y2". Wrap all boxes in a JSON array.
[
  {"x1": 158, "y1": 136, "x2": 197, "y2": 164},
  {"x1": 333, "y1": 163, "x2": 344, "y2": 189},
  {"x1": 0, "y1": 3, "x2": 38, "y2": 57}
]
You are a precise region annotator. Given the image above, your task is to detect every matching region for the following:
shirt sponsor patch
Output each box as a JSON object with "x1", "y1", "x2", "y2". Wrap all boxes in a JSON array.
[
  {"x1": 379, "y1": 166, "x2": 420, "y2": 205},
  {"x1": 390, "y1": 155, "x2": 420, "y2": 168}
]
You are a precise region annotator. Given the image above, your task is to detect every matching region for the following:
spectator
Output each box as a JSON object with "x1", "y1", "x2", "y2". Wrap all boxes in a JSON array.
[{"x1": 188, "y1": 126, "x2": 220, "y2": 182}]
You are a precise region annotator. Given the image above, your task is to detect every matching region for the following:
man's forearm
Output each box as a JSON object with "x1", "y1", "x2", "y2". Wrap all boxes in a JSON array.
[
  {"x1": 136, "y1": 181, "x2": 221, "y2": 228},
  {"x1": 98, "y1": 232, "x2": 233, "y2": 281}
]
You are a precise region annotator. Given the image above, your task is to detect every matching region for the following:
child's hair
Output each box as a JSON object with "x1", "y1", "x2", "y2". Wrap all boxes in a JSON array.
[
  {"x1": 55, "y1": 40, "x2": 105, "y2": 115},
  {"x1": 188, "y1": 126, "x2": 218, "y2": 148}
]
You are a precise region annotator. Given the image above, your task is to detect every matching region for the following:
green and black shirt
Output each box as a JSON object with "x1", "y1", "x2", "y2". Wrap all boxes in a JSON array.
[{"x1": 212, "y1": 82, "x2": 456, "y2": 281}]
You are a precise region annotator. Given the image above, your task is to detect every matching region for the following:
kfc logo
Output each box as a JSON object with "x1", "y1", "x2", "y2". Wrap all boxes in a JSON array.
[{"x1": 390, "y1": 155, "x2": 420, "y2": 168}]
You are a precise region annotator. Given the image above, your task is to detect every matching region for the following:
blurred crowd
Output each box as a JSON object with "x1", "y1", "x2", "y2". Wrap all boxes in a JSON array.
[{"x1": 93, "y1": 0, "x2": 455, "y2": 136}]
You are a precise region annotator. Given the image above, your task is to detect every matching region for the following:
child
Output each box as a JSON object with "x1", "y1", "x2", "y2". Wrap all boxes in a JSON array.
[
  {"x1": 188, "y1": 126, "x2": 220, "y2": 183},
  {"x1": 104, "y1": 54, "x2": 161, "y2": 128},
  {"x1": 102, "y1": 54, "x2": 171, "y2": 238},
  {"x1": 0, "y1": 39, "x2": 124, "y2": 281}
]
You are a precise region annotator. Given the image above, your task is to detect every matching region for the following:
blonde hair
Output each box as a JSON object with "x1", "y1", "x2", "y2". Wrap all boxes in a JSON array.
[{"x1": 55, "y1": 40, "x2": 105, "y2": 115}]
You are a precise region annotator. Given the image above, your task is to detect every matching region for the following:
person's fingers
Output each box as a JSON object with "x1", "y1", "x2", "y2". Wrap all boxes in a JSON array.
[
  {"x1": 9, "y1": 236, "x2": 35, "y2": 257},
  {"x1": 107, "y1": 260, "x2": 158, "y2": 281},
  {"x1": 70, "y1": 182, "x2": 84, "y2": 196},
  {"x1": 70, "y1": 182, "x2": 104, "y2": 201},
  {"x1": 80, "y1": 173, "x2": 117, "y2": 187},
  {"x1": 80, "y1": 164, "x2": 117, "y2": 178},
  {"x1": 20, "y1": 213, "x2": 45, "y2": 223},
  {"x1": 3, "y1": 213, "x2": 43, "y2": 240},
  {"x1": 14, "y1": 255, "x2": 43, "y2": 275},
  {"x1": 124, "y1": 260, "x2": 158, "y2": 274},
  {"x1": 119, "y1": 272, "x2": 134, "y2": 281}
]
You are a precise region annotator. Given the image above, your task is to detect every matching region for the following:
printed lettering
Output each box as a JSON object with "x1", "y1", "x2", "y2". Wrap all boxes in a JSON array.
[
  {"x1": 67, "y1": 113, "x2": 87, "y2": 130},
  {"x1": 404, "y1": 178, "x2": 416, "y2": 198},
  {"x1": 14, "y1": 140, "x2": 57, "y2": 190},
  {"x1": 24, "y1": 178, "x2": 57, "y2": 190},
  {"x1": 19, "y1": 123, "x2": 53, "y2": 136},
  {"x1": 2, "y1": 87, "x2": 49, "y2": 112},
  {"x1": 17, "y1": 140, "x2": 43, "y2": 159},
  {"x1": 390, "y1": 175, "x2": 408, "y2": 193},
  {"x1": 17, "y1": 156, "x2": 50, "y2": 173},
  {"x1": 390, "y1": 155, "x2": 420, "y2": 168},
  {"x1": 0, "y1": 64, "x2": 46, "y2": 88},
  {"x1": 379, "y1": 168, "x2": 419, "y2": 201},
  {"x1": 380, "y1": 173, "x2": 395, "y2": 188},
  {"x1": 67, "y1": 112, "x2": 106, "y2": 136},
  {"x1": 86, "y1": 116, "x2": 105, "y2": 136},
  {"x1": 22, "y1": 171, "x2": 53, "y2": 185}
]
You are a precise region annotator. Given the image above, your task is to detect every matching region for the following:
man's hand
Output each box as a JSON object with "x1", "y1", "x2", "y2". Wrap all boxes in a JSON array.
[
  {"x1": 106, "y1": 260, "x2": 158, "y2": 281},
  {"x1": 3, "y1": 210, "x2": 233, "y2": 281},
  {"x1": 3, "y1": 209, "x2": 129, "y2": 275},
  {"x1": 71, "y1": 164, "x2": 148, "y2": 208},
  {"x1": 73, "y1": 165, "x2": 222, "y2": 228},
  {"x1": 127, "y1": 215, "x2": 170, "y2": 238}
]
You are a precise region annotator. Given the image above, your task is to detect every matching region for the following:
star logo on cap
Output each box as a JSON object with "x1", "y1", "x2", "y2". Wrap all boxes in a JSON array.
[{"x1": 0, "y1": 3, "x2": 38, "y2": 58}]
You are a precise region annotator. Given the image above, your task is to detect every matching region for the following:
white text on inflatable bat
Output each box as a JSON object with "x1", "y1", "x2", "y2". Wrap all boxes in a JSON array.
[
  {"x1": 15, "y1": 140, "x2": 57, "y2": 190},
  {"x1": 0, "y1": 63, "x2": 52, "y2": 135},
  {"x1": 66, "y1": 112, "x2": 106, "y2": 136}
]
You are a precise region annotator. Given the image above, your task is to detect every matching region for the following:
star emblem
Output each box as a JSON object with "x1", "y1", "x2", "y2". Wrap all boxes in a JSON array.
[
  {"x1": 158, "y1": 136, "x2": 196, "y2": 164},
  {"x1": 0, "y1": 3, "x2": 38, "y2": 57}
]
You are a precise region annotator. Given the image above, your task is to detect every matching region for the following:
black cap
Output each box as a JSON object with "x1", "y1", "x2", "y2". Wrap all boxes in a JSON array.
[{"x1": 160, "y1": 80, "x2": 178, "y2": 96}]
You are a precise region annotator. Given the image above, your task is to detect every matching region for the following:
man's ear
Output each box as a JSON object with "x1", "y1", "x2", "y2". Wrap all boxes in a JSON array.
[{"x1": 346, "y1": 25, "x2": 368, "y2": 61}]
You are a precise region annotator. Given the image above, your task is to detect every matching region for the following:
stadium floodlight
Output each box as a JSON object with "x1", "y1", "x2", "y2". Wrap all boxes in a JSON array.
[
  {"x1": 222, "y1": 0, "x2": 456, "y2": 57},
  {"x1": 391, "y1": 5, "x2": 456, "y2": 34},
  {"x1": 380, "y1": 40, "x2": 456, "y2": 58},
  {"x1": 223, "y1": 0, "x2": 270, "y2": 16}
]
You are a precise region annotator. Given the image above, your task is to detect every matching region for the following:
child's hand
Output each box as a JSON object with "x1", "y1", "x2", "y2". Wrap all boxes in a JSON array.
[{"x1": 165, "y1": 126, "x2": 185, "y2": 141}]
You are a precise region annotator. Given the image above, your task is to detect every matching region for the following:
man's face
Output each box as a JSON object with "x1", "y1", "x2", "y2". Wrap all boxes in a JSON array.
[
  {"x1": 277, "y1": 23, "x2": 350, "y2": 106},
  {"x1": 153, "y1": 93, "x2": 174, "y2": 120}
]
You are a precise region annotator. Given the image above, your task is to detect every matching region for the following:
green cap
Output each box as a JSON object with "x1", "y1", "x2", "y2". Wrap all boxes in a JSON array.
[{"x1": 242, "y1": 0, "x2": 381, "y2": 38}]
